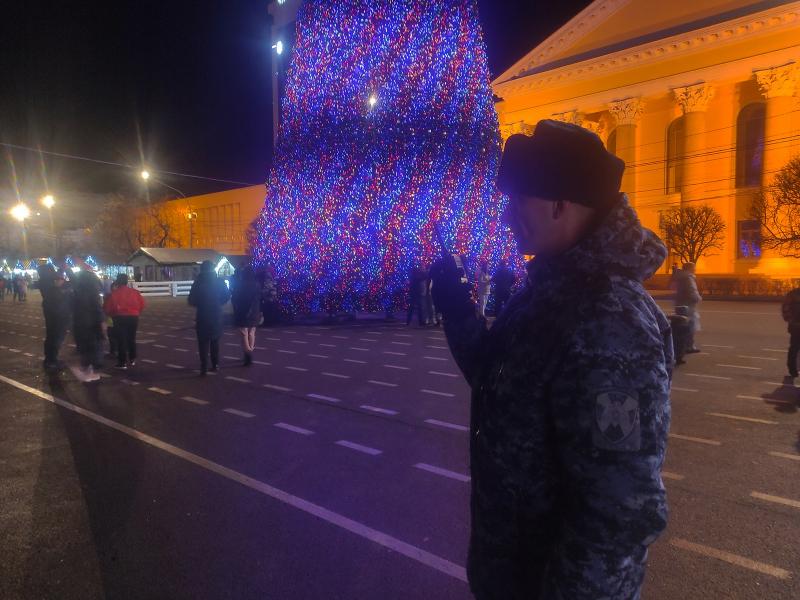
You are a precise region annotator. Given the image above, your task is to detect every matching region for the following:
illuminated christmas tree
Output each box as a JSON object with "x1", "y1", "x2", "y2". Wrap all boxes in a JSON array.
[{"x1": 252, "y1": 0, "x2": 512, "y2": 312}]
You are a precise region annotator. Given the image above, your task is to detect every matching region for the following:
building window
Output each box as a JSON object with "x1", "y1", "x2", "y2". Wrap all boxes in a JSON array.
[
  {"x1": 607, "y1": 128, "x2": 617, "y2": 156},
  {"x1": 666, "y1": 117, "x2": 685, "y2": 194},
  {"x1": 738, "y1": 220, "x2": 761, "y2": 259},
  {"x1": 736, "y1": 103, "x2": 766, "y2": 188}
]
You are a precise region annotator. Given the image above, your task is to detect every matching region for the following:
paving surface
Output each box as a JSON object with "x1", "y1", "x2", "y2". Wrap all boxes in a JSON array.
[{"x1": 0, "y1": 292, "x2": 798, "y2": 599}]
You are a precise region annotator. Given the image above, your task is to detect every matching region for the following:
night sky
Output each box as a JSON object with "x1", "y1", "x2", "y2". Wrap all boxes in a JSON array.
[{"x1": 0, "y1": 0, "x2": 591, "y2": 203}]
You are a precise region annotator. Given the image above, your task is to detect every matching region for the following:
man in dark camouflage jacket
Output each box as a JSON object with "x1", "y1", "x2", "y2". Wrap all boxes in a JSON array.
[{"x1": 432, "y1": 120, "x2": 673, "y2": 599}]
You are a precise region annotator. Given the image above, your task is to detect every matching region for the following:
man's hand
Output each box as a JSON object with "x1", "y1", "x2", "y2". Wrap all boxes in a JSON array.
[{"x1": 430, "y1": 256, "x2": 475, "y2": 320}]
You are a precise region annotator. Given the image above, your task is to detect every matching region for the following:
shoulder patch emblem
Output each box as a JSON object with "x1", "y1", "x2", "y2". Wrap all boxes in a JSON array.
[{"x1": 593, "y1": 390, "x2": 641, "y2": 451}]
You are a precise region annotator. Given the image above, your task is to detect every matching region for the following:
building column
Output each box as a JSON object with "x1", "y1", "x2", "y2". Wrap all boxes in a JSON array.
[
  {"x1": 755, "y1": 63, "x2": 800, "y2": 187},
  {"x1": 673, "y1": 83, "x2": 714, "y2": 205},
  {"x1": 608, "y1": 97, "x2": 644, "y2": 204}
]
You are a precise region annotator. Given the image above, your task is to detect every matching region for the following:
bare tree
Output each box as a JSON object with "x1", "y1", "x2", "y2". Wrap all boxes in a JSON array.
[
  {"x1": 659, "y1": 204, "x2": 726, "y2": 264},
  {"x1": 751, "y1": 156, "x2": 800, "y2": 257}
]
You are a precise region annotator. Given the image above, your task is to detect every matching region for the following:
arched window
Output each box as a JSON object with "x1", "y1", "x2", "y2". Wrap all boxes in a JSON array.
[
  {"x1": 665, "y1": 117, "x2": 686, "y2": 194},
  {"x1": 736, "y1": 103, "x2": 766, "y2": 188},
  {"x1": 606, "y1": 128, "x2": 617, "y2": 156}
]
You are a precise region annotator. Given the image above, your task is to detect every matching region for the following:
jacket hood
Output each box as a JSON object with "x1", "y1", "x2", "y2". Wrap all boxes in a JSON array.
[{"x1": 531, "y1": 194, "x2": 666, "y2": 283}]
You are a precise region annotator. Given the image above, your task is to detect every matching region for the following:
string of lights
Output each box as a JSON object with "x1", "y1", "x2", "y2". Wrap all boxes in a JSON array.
[{"x1": 252, "y1": 0, "x2": 514, "y2": 313}]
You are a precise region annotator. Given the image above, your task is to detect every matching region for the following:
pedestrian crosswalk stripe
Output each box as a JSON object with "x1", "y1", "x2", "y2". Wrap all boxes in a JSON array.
[
  {"x1": 274, "y1": 422, "x2": 313, "y2": 435},
  {"x1": 414, "y1": 463, "x2": 470, "y2": 483},
  {"x1": 223, "y1": 408, "x2": 255, "y2": 418},
  {"x1": 148, "y1": 387, "x2": 172, "y2": 395}
]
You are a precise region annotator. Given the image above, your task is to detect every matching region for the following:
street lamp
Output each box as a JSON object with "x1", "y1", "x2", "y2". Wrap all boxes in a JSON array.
[
  {"x1": 9, "y1": 203, "x2": 31, "y2": 258},
  {"x1": 141, "y1": 169, "x2": 151, "y2": 181},
  {"x1": 186, "y1": 210, "x2": 198, "y2": 248},
  {"x1": 41, "y1": 194, "x2": 57, "y2": 255},
  {"x1": 140, "y1": 168, "x2": 185, "y2": 198}
]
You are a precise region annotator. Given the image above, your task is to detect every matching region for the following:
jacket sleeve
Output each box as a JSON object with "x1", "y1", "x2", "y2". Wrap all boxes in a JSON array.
[
  {"x1": 187, "y1": 282, "x2": 198, "y2": 307},
  {"x1": 443, "y1": 314, "x2": 489, "y2": 386},
  {"x1": 543, "y1": 312, "x2": 671, "y2": 598}
]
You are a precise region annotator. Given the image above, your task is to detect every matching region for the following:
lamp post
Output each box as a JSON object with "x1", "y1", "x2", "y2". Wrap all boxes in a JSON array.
[
  {"x1": 41, "y1": 194, "x2": 57, "y2": 255},
  {"x1": 186, "y1": 210, "x2": 198, "y2": 248},
  {"x1": 10, "y1": 202, "x2": 31, "y2": 258}
]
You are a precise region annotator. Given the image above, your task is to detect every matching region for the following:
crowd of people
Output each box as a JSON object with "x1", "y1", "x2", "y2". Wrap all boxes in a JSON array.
[{"x1": 0, "y1": 273, "x2": 31, "y2": 302}]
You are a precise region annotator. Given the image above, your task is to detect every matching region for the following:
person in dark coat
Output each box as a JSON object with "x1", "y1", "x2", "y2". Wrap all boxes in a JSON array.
[
  {"x1": 432, "y1": 121, "x2": 671, "y2": 599},
  {"x1": 405, "y1": 264, "x2": 431, "y2": 326},
  {"x1": 71, "y1": 271, "x2": 104, "y2": 382},
  {"x1": 231, "y1": 266, "x2": 262, "y2": 366},
  {"x1": 491, "y1": 261, "x2": 515, "y2": 316},
  {"x1": 188, "y1": 260, "x2": 231, "y2": 375},
  {"x1": 38, "y1": 265, "x2": 72, "y2": 370},
  {"x1": 782, "y1": 287, "x2": 800, "y2": 377}
]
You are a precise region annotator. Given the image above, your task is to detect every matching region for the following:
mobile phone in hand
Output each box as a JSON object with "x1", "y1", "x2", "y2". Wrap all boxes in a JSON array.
[{"x1": 433, "y1": 223, "x2": 467, "y2": 283}]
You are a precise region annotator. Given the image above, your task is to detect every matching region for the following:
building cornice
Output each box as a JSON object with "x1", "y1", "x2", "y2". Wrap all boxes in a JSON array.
[
  {"x1": 494, "y1": 2, "x2": 800, "y2": 98},
  {"x1": 493, "y1": 0, "x2": 630, "y2": 85}
]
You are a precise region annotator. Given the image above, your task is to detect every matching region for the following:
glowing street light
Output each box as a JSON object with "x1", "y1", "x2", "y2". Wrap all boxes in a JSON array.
[
  {"x1": 141, "y1": 169, "x2": 151, "y2": 181},
  {"x1": 272, "y1": 40, "x2": 284, "y2": 55},
  {"x1": 41, "y1": 194, "x2": 55, "y2": 209},
  {"x1": 10, "y1": 203, "x2": 31, "y2": 222}
]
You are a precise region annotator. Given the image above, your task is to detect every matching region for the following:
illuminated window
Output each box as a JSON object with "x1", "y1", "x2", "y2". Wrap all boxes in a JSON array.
[
  {"x1": 736, "y1": 103, "x2": 765, "y2": 188},
  {"x1": 666, "y1": 117, "x2": 685, "y2": 194},
  {"x1": 737, "y1": 220, "x2": 761, "y2": 259}
]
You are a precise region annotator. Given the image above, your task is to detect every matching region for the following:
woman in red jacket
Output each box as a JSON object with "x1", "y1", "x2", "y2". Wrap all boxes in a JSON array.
[{"x1": 103, "y1": 274, "x2": 145, "y2": 370}]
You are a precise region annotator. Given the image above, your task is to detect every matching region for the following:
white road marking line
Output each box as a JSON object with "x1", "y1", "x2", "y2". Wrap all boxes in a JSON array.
[
  {"x1": 308, "y1": 354, "x2": 329, "y2": 359},
  {"x1": 166, "y1": 364, "x2": 185, "y2": 370},
  {"x1": 769, "y1": 451, "x2": 800, "y2": 462},
  {"x1": 224, "y1": 408, "x2": 255, "y2": 418},
  {"x1": 384, "y1": 351, "x2": 406, "y2": 356},
  {"x1": 253, "y1": 360, "x2": 271, "y2": 366},
  {"x1": 226, "y1": 376, "x2": 252, "y2": 383},
  {"x1": 426, "y1": 345, "x2": 448, "y2": 350},
  {"x1": 308, "y1": 393, "x2": 340, "y2": 403},
  {"x1": 393, "y1": 333, "x2": 412, "y2": 338},
  {"x1": 0, "y1": 374, "x2": 462, "y2": 582},
  {"x1": 283, "y1": 330, "x2": 297, "y2": 334},
  {"x1": 333, "y1": 335, "x2": 348, "y2": 340},
  {"x1": 716, "y1": 364, "x2": 761, "y2": 371},
  {"x1": 285, "y1": 366, "x2": 308, "y2": 372},
  {"x1": 703, "y1": 344, "x2": 735, "y2": 348},
  {"x1": 763, "y1": 381, "x2": 797, "y2": 388},
  {"x1": 174, "y1": 348, "x2": 188, "y2": 352},
  {"x1": 223, "y1": 355, "x2": 240, "y2": 360},
  {"x1": 661, "y1": 471, "x2": 685, "y2": 481},
  {"x1": 392, "y1": 341, "x2": 412, "y2": 346},
  {"x1": 255, "y1": 346, "x2": 267, "y2": 350},
  {"x1": 430, "y1": 371, "x2": 459, "y2": 378},
  {"x1": 736, "y1": 394, "x2": 792, "y2": 406},
  {"x1": 319, "y1": 343, "x2": 336, "y2": 348},
  {"x1": 291, "y1": 340, "x2": 308, "y2": 344},
  {"x1": 414, "y1": 463, "x2": 470, "y2": 483},
  {"x1": 274, "y1": 422, "x2": 313, "y2": 435},
  {"x1": 750, "y1": 491, "x2": 800, "y2": 510},
  {"x1": 322, "y1": 372, "x2": 350, "y2": 379},
  {"x1": 422, "y1": 389, "x2": 455, "y2": 398},
  {"x1": 425, "y1": 419, "x2": 469, "y2": 432},
  {"x1": 305, "y1": 332, "x2": 322, "y2": 337},
  {"x1": 365, "y1": 331, "x2": 382, "y2": 335},
  {"x1": 266, "y1": 337, "x2": 281, "y2": 341},
  {"x1": 424, "y1": 356, "x2": 447, "y2": 361},
  {"x1": 350, "y1": 347, "x2": 369, "y2": 351},
  {"x1": 182, "y1": 396, "x2": 209, "y2": 405},
  {"x1": 277, "y1": 350, "x2": 297, "y2": 354},
  {"x1": 225, "y1": 343, "x2": 239, "y2": 347},
  {"x1": 707, "y1": 412, "x2": 778, "y2": 425},
  {"x1": 671, "y1": 386, "x2": 698, "y2": 392},
  {"x1": 8, "y1": 348, "x2": 21, "y2": 353},
  {"x1": 669, "y1": 433, "x2": 722, "y2": 446},
  {"x1": 335, "y1": 440, "x2": 383, "y2": 456},
  {"x1": 737, "y1": 355, "x2": 778, "y2": 361},
  {"x1": 224, "y1": 332, "x2": 235, "y2": 337},
  {"x1": 344, "y1": 358, "x2": 366, "y2": 364},
  {"x1": 23, "y1": 352, "x2": 34, "y2": 357},
  {"x1": 148, "y1": 387, "x2": 172, "y2": 395},
  {"x1": 263, "y1": 383, "x2": 291, "y2": 392},
  {"x1": 384, "y1": 364, "x2": 410, "y2": 370},
  {"x1": 360, "y1": 405, "x2": 398, "y2": 415},
  {"x1": 142, "y1": 359, "x2": 157, "y2": 364},
  {"x1": 669, "y1": 538, "x2": 790, "y2": 580},
  {"x1": 183, "y1": 337, "x2": 194, "y2": 341},
  {"x1": 153, "y1": 344, "x2": 167, "y2": 348},
  {"x1": 368, "y1": 380, "x2": 397, "y2": 387},
  {"x1": 358, "y1": 339, "x2": 378, "y2": 343},
  {"x1": 685, "y1": 373, "x2": 732, "y2": 381},
  {"x1": 165, "y1": 334, "x2": 177, "y2": 338},
  {"x1": 121, "y1": 379, "x2": 140, "y2": 386},
  {"x1": 761, "y1": 348, "x2": 785, "y2": 353}
]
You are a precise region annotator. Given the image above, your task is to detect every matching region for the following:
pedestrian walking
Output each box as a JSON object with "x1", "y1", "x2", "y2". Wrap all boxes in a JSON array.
[
  {"x1": 674, "y1": 262, "x2": 701, "y2": 353},
  {"x1": 491, "y1": 260, "x2": 515, "y2": 316},
  {"x1": 405, "y1": 264, "x2": 430, "y2": 326},
  {"x1": 38, "y1": 265, "x2": 72, "y2": 370},
  {"x1": 782, "y1": 287, "x2": 800, "y2": 377},
  {"x1": 188, "y1": 260, "x2": 231, "y2": 375},
  {"x1": 476, "y1": 261, "x2": 491, "y2": 317},
  {"x1": 70, "y1": 271, "x2": 104, "y2": 382},
  {"x1": 103, "y1": 274, "x2": 145, "y2": 370},
  {"x1": 231, "y1": 266, "x2": 262, "y2": 366},
  {"x1": 431, "y1": 120, "x2": 671, "y2": 599}
]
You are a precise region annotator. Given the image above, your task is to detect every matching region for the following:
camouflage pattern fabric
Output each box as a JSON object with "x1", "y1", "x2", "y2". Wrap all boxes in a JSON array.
[{"x1": 444, "y1": 194, "x2": 673, "y2": 599}]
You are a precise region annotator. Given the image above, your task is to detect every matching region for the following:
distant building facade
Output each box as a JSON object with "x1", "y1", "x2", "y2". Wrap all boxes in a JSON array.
[{"x1": 493, "y1": 0, "x2": 800, "y2": 276}]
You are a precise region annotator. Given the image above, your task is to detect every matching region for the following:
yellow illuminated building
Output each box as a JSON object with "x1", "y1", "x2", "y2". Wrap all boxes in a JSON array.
[
  {"x1": 493, "y1": 0, "x2": 800, "y2": 276},
  {"x1": 137, "y1": 185, "x2": 265, "y2": 255}
]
